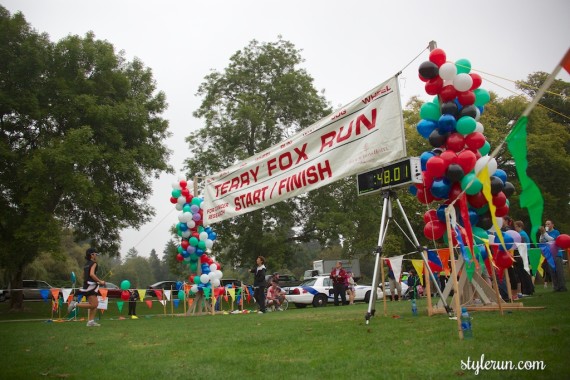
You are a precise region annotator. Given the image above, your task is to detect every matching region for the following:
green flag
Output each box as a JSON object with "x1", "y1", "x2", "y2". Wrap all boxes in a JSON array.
[{"x1": 505, "y1": 117, "x2": 544, "y2": 245}]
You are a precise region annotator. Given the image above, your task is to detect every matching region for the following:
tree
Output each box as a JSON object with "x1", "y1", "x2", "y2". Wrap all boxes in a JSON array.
[
  {"x1": 184, "y1": 37, "x2": 330, "y2": 269},
  {"x1": 0, "y1": 8, "x2": 172, "y2": 309}
]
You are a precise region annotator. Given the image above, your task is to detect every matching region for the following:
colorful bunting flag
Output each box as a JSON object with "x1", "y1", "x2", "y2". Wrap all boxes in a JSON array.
[{"x1": 427, "y1": 250, "x2": 443, "y2": 273}]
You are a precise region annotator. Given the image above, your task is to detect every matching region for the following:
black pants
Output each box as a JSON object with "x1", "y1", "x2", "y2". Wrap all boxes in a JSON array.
[
  {"x1": 254, "y1": 286, "x2": 266, "y2": 312},
  {"x1": 333, "y1": 283, "x2": 346, "y2": 306},
  {"x1": 128, "y1": 301, "x2": 137, "y2": 315}
]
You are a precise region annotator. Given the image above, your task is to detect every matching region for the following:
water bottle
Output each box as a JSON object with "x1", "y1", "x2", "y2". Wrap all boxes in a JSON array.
[
  {"x1": 461, "y1": 307, "x2": 473, "y2": 338},
  {"x1": 411, "y1": 298, "x2": 418, "y2": 316}
]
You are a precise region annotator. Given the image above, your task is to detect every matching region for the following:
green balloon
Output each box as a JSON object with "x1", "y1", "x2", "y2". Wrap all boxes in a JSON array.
[
  {"x1": 432, "y1": 96, "x2": 439, "y2": 106},
  {"x1": 455, "y1": 58, "x2": 471, "y2": 74},
  {"x1": 189, "y1": 237, "x2": 199, "y2": 247},
  {"x1": 191, "y1": 197, "x2": 202, "y2": 206},
  {"x1": 183, "y1": 204, "x2": 191, "y2": 213},
  {"x1": 120, "y1": 280, "x2": 131, "y2": 290},
  {"x1": 420, "y1": 102, "x2": 441, "y2": 121},
  {"x1": 193, "y1": 275, "x2": 201, "y2": 284},
  {"x1": 479, "y1": 141, "x2": 491, "y2": 156},
  {"x1": 472, "y1": 227, "x2": 489, "y2": 243},
  {"x1": 474, "y1": 88, "x2": 490, "y2": 106},
  {"x1": 190, "y1": 262, "x2": 198, "y2": 272},
  {"x1": 178, "y1": 291, "x2": 186, "y2": 301},
  {"x1": 461, "y1": 173, "x2": 483, "y2": 195},
  {"x1": 476, "y1": 204, "x2": 489, "y2": 215},
  {"x1": 197, "y1": 241, "x2": 207, "y2": 250},
  {"x1": 456, "y1": 116, "x2": 477, "y2": 135},
  {"x1": 171, "y1": 189, "x2": 181, "y2": 198}
]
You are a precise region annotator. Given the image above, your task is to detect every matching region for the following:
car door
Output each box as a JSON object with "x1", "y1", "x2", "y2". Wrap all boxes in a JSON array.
[{"x1": 322, "y1": 277, "x2": 333, "y2": 299}]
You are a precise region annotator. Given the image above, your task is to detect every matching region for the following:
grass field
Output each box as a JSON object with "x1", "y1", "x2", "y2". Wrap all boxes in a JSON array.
[{"x1": 1, "y1": 286, "x2": 569, "y2": 379}]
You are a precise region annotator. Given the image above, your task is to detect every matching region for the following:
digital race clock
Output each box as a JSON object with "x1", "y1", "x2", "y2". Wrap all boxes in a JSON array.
[{"x1": 357, "y1": 157, "x2": 423, "y2": 195}]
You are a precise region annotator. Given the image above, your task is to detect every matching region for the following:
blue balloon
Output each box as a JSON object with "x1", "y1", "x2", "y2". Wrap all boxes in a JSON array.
[
  {"x1": 71, "y1": 272, "x2": 76, "y2": 284},
  {"x1": 498, "y1": 233, "x2": 514, "y2": 251},
  {"x1": 431, "y1": 178, "x2": 451, "y2": 199},
  {"x1": 436, "y1": 204, "x2": 448, "y2": 222},
  {"x1": 478, "y1": 244, "x2": 488, "y2": 260},
  {"x1": 176, "y1": 281, "x2": 183, "y2": 290},
  {"x1": 438, "y1": 114, "x2": 457, "y2": 134},
  {"x1": 494, "y1": 169, "x2": 507, "y2": 184},
  {"x1": 417, "y1": 119, "x2": 437, "y2": 139},
  {"x1": 420, "y1": 151, "x2": 435, "y2": 171},
  {"x1": 408, "y1": 185, "x2": 418, "y2": 196},
  {"x1": 469, "y1": 210, "x2": 479, "y2": 226}
]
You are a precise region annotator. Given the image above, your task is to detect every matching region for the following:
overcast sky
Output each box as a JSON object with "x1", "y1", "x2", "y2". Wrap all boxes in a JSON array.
[{"x1": 3, "y1": 0, "x2": 569, "y2": 258}]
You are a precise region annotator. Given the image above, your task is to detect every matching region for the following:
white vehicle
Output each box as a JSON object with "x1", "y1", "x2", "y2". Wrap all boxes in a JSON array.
[{"x1": 286, "y1": 275, "x2": 383, "y2": 308}]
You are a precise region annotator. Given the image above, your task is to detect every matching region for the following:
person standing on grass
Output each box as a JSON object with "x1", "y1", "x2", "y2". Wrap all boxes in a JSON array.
[
  {"x1": 68, "y1": 248, "x2": 105, "y2": 327},
  {"x1": 539, "y1": 220, "x2": 567, "y2": 292},
  {"x1": 128, "y1": 287, "x2": 140, "y2": 319},
  {"x1": 330, "y1": 261, "x2": 347, "y2": 306},
  {"x1": 250, "y1": 256, "x2": 267, "y2": 314}
]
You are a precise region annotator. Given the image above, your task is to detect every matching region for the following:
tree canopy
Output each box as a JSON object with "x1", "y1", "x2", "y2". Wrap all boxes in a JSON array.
[{"x1": 0, "y1": 7, "x2": 172, "y2": 308}]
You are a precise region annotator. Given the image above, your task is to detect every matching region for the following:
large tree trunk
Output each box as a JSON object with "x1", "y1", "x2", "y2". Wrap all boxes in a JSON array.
[{"x1": 9, "y1": 267, "x2": 24, "y2": 311}]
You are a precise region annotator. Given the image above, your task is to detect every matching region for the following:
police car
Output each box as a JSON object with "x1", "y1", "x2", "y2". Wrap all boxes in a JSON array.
[{"x1": 285, "y1": 275, "x2": 383, "y2": 308}]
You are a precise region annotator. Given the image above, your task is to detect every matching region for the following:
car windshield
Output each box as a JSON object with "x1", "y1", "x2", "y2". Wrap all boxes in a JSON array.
[{"x1": 299, "y1": 278, "x2": 317, "y2": 286}]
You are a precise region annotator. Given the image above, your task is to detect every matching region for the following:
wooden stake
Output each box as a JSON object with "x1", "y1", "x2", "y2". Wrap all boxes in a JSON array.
[
  {"x1": 380, "y1": 257, "x2": 387, "y2": 317},
  {"x1": 444, "y1": 210, "x2": 464, "y2": 339}
]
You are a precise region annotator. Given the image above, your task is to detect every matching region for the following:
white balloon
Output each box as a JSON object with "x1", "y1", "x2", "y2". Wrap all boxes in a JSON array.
[
  {"x1": 209, "y1": 263, "x2": 218, "y2": 272},
  {"x1": 439, "y1": 62, "x2": 457, "y2": 81},
  {"x1": 181, "y1": 230, "x2": 191, "y2": 238},
  {"x1": 487, "y1": 157, "x2": 498, "y2": 175},
  {"x1": 177, "y1": 196, "x2": 186, "y2": 205},
  {"x1": 474, "y1": 122, "x2": 484, "y2": 133},
  {"x1": 211, "y1": 278, "x2": 221, "y2": 288},
  {"x1": 474, "y1": 107, "x2": 481, "y2": 121},
  {"x1": 187, "y1": 220, "x2": 196, "y2": 229},
  {"x1": 171, "y1": 181, "x2": 181, "y2": 190},
  {"x1": 175, "y1": 203, "x2": 183, "y2": 211},
  {"x1": 205, "y1": 239, "x2": 214, "y2": 249},
  {"x1": 191, "y1": 284, "x2": 199, "y2": 294},
  {"x1": 200, "y1": 274, "x2": 209, "y2": 284},
  {"x1": 177, "y1": 213, "x2": 185, "y2": 222},
  {"x1": 475, "y1": 155, "x2": 490, "y2": 174},
  {"x1": 200, "y1": 231, "x2": 209, "y2": 241},
  {"x1": 453, "y1": 73, "x2": 473, "y2": 92},
  {"x1": 215, "y1": 270, "x2": 223, "y2": 279}
]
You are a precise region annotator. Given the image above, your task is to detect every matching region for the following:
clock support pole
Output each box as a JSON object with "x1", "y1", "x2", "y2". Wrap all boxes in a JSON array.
[{"x1": 365, "y1": 190, "x2": 453, "y2": 325}]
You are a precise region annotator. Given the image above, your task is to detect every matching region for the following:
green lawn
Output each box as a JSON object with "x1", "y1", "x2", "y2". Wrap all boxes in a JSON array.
[{"x1": 1, "y1": 286, "x2": 568, "y2": 379}]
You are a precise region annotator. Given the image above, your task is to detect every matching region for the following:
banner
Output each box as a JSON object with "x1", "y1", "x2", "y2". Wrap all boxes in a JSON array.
[{"x1": 203, "y1": 76, "x2": 406, "y2": 224}]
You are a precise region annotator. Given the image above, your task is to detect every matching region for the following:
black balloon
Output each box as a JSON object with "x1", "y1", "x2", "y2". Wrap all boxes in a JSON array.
[
  {"x1": 477, "y1": 213, "x2": 493, "y2": 230},
  {"x1": 419, "y1": 61, "x2": 439, "y2": 79},
  {"x1": 428, "y1": 129, "x2": 448, "y2": 148},
  {"x1": 441, "y1": 101, "x2": 459, "y2": 118},
  {"x1": 459, "y1": 104, "x2": 478, "y2": 119},
  {"x1": 446, "y1": 163, "x2": 465, "y2": 183},
  {"x1": 503, "y1": 181, "x2": 515, "y2": 197},
  {"x1": 490, "y1": 176, "x2": 504, "y2": 195}
]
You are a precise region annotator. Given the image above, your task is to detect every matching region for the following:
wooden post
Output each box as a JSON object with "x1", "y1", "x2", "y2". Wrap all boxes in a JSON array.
[
  {"x1": 445, "y1": 210, "x2": 464, "y2": 339},
  {"x1": 487, "y1": 253, "x2": 504, "y2": 316},
  {"x1": 381, "y1": 257, "x2": 387, "y2": 317},
  {"x1": 425, "y1": 262, "x2": 433, "y2": 316},
  {"x1": 505, "y1": 269, "x2": 513, "y2": 302}
]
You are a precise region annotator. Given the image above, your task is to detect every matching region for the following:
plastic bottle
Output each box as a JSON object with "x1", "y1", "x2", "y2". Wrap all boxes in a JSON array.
[
  {"x1": 461, "y1": 307, "x2": 473, "y2": 338},
  {"x1": 411, "y1": 298, "x2": 418, "y2": 316}
]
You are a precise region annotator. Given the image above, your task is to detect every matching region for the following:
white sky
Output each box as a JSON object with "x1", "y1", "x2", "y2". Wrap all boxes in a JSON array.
[{"x1": 3, "y1": 0, "x2": 569, "y2": 258}]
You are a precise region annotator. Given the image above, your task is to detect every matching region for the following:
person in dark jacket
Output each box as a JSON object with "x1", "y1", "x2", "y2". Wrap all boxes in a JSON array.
[
  {"x1": 330, "y1": 261, "x2": 348, "y2": 306},
  {"x1": 407, "y1": 269, "x2": 421, "y2": 300},
  {"x1": 250, "y1": 256, "x2": 267, "y2": 314}
]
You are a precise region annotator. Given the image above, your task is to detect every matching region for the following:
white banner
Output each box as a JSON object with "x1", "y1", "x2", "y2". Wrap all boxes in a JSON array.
[{"x1": 203, "y1": 76, "x2": 406, "y2": 224}]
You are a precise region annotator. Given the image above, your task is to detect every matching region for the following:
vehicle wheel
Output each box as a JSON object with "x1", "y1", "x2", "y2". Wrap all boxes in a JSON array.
[
  {"x1": 312, "y1": 294, "x2": 328, "y2": 307},
  {"x1": 294, "y1": 303, "x2": 307, "y2": 308},
  {"x1": 364, "y1": 290, "x2": 371, "y2": 303}
]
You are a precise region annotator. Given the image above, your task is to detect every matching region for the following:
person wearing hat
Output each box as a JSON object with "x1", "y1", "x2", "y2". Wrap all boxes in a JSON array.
[{"x1": 68, "y1": 247, "x2": 106, "y2": 326}]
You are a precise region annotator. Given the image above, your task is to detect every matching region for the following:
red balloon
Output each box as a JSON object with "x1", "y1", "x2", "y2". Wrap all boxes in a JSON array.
[
  {"x1": 495, "y1": 204, "x2": 510, "y2": 217},
  {"x1": 426, "y1": 156, "x2": 447, "y2": 178},
  {"x1": 424, "y1": 220, "x2": 446, "y2": 240},
  {"x1": 448, "y1": 183, "x2": 463, "y2": 202},
  {"x1": 465, "y1": 132, "x2": 486, "y2": 150},
  {"x1": 469, "y1": 73, "x2": 482, "y2": 90},
  {"x1": 439, "y1": 85, "x2": 457, "y2": 102},
  {"x1": 200, "y1": 255, "x2": 210, "y2": 263},
  {"x1": 492, "y1": 192, "x2": 507, "y2": 207},
  {"x1": 181, "y1": 239, "x2": 189, "y2": 250},
  {"x1": 121, "y1": 290, "x2": 130, "y2": 301},
  {"x1": 170, "y1": 197, "x2": 178, "y2": 204},
  {"x1": 188, "y1": 275, "x2": 195, "y2": 283},
  {"x1": 418, "y1": 72, "x2": 429, "y2": 83},
  {"x1": 555, "y1": 234, "x2": 570, "y2": 249},
  {"x1": 457, "y1": 91, "x2": 475, "y2": 106},
  {"x1": 494, "y1": 250, "x2": 514, "y2": 269},
  {"x1": 181, "y1": 188, "x2": 190, "y2": 197},
  {"x1": 176, "y1": 253, "x2": 184, "y2": 262},
  {"x1": 457, "y1": 150, "x2": 477, "y2": 173},
  {"x1": 416, "y1": 187, "x2": 435, "y2": 204},
  {"x1": 446, "y1": 133, "x2": 465, "y2": 152},
  {"x1": 439, "y1": 150, "x2": 457, "y2": 166},
  {"x1": 467, "y1": 191, "x2": 487, "y2": 208},
  {"x1": 429, "y1": 48, "x2": 446, "y2": 67},
  {"x1": 179, "y1": 180, "x2": 187, "y2": 188},
  {"x1": 425, "y1": 77, "x2": 443, "y2": 95},
  {"x1": 421, "y1": 171, "x2": 434, "y2": 188},
  {"x1": 423, "y1": 209, "x2": 438, "y2": 224}
]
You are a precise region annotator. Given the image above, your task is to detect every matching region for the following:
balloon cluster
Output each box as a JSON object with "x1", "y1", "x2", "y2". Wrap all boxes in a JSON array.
[
  {"x1": 413, "y1": 48, "x2": 515, "y2": 246},
  {"x1": 170, "y1": 177, "x2": 222, "y2": 297}
]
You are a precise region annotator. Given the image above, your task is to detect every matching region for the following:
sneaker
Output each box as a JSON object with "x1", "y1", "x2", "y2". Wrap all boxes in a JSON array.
[
  {"x1": 86, "y1": 320, "x2": 101, "y2": 327},
  {"x1": 257, "y1": 311, "x2": 264, "y2": 314},
  {"x1": 67, "y1": 301, "x2": 77, "y2": 314},
  {"x1": 131, "y1": 315, "x2": 138, "y2": 319},
  {"x1": 277, "y1": 307, "x2": 283, "y2": 311}
]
